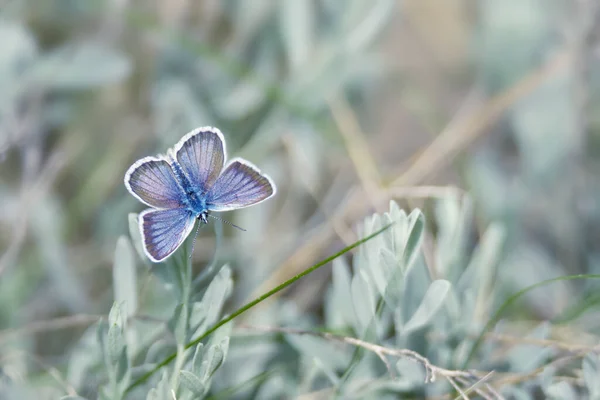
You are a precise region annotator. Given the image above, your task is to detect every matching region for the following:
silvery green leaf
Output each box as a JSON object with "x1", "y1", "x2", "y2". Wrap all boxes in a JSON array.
[
  {"x1": 107, "y1": 324, "x2": 123, "y2": 368},
  {"x1": 403, "y1": 280, "x2": 451, "y2": 335},
  {"x1": 583, "y1": 354, "x2": 600, "y2": 399},
  {"x1": 60, "y1": 397, "x2": 89, "y2": 400},
  {"x1": 458, "y1": 223, "x2": 505, "y2": 290},
  {"x1": 203, "y1": 341, "x2": 226, "y2": 380},
  {"x1": 189, "y1": 301, "x2": 207, "y2": 335},
  {"x1": 115, "y1": 348, "x2": 130, "y2": 387},
  {"x1": 108, "y1": 301, "x2": 124, "y2": 329},
  {"x1": 365, "y1": 241, "x2": 389, "y2": 296},
  {"x1": 197, "y1": 266, "x2": 232, "y2": 332},
  {"x1": 544, "y1": 381, "x2": 577, "y2": 400},
  {"x1": 113, "y1": 236, "x2": 137, "y2": 318},
  {"x1": 212, "y1": 336, "x2": 230, "y2": 371},
  {"x1": 435, "y1": 197, "x2": 472, "y2": 278},
  {"x1": 30, "y1": 42, "x2": 132, "y2": 90},
  {"x1": 378, "y1": 247, "x2": 403, "y2": 303},
  {"x1": 180, "y1": 370, "x2": 206, "y2": 396},
  {"x1": 162, "y1": 246, "x2": 191, "y2": 300},
  {"x1": 192, "y1": 343, "x2": 206, "y2": 376},
  {"x1": 401, "y1": 256, "x2": 431, "y2": 327},
  {"x1": 148, "y1": 371, "x2": 171, "y2": 400},
  {"x1": 462, "y1": 224, "x2": 505, "y2": 323},
  {"x1": 351, "y1": 271, "x2": 376, "y2": 333},
  {"x1": 128, "y1": 213, "x2": 147, "y2": 264},
  {"x1": 107, "y1": 303, "x2": 125, "y2": 366},
  {"x1": 197, "y1": 359, "x2": 210, "y2": 383},
  {"x1": 386, "y1": 204, "x2": 425, "y2": 274},
  {"x1": 168, "y1": 303, "x2": 189, "y2": 345},
  {"x1": 330, "y1": 259, "x2": 355, "y2": 326},
  {"x1": 279, "y1": 0, "x2": 314, "y2": 72},
  {"x1": 402, "y1": 209, "x2": 425, "y2": 272}
]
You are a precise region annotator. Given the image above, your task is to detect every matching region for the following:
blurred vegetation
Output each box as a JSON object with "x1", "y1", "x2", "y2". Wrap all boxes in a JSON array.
[{"x1": 1, "y1": 0, "x2": 600, "y2": 399}]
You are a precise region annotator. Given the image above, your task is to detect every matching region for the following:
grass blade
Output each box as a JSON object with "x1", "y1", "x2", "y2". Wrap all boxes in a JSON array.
[{"x1": 126, "y1": 223, "x2": 393, "y2": 392}]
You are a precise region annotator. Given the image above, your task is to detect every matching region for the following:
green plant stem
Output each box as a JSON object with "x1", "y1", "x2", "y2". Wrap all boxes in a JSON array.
[
  {"x1": 463, "y1": 274, "x2": 600, "y2": 368},
  {"x1": 170, "y1": 344, "x2": 186, "y2": 390},
  {"x1": 126, "y1": 223, "x2": 393, "y2": 392}
]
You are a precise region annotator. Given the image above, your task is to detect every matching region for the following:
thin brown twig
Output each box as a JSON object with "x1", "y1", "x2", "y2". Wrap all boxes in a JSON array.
[
  {"x1": 239, "y1": 324, "x2": 480, "y2": 384},
  {"x1": 447, "y1": 376, "x2": 469, "y2": 400},
  {"x1": 455, "y1": 372, "x2": 500, "y2": 400}
]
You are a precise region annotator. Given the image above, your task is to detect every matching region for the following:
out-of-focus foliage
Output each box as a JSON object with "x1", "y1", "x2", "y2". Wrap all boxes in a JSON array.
[{"x1": 1, "y1": 0, "x2": 600, "y2": 399}]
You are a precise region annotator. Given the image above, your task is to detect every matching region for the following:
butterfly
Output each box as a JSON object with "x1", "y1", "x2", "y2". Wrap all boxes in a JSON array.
[{"x1": 124, "y1": 126, "x2": 276, "y2": 262}]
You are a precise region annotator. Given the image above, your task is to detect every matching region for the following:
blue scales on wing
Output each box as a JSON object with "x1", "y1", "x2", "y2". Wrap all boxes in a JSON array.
[
  {"x1": 174, "y1": 128, "x2": 225, "y2": 194},
  {"x1": 125, "y1": 157, "x2": 185, "y2": 209},
  {"x1": 140, "y1": 208, "x2": 196, "y2": 262},
  {"x1": 206, "y1": 159, "x2": 275, "y2": 212}
]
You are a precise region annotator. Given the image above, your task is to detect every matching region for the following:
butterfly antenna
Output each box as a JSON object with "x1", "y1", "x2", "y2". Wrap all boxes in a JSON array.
[
  {"x1": 188, "y1": 220, "x2": 203, "y2": 261},
  {"x1": 207, "y1": 214, "x2": 247, "y2": 232}
]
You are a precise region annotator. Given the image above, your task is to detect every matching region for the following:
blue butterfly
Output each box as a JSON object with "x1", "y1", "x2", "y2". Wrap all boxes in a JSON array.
[{"x1": 124, "y1": 127, "x2": 276, "y2": 262}]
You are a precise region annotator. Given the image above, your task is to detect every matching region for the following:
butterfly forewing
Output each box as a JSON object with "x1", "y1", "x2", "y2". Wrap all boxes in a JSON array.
[
  {"x1": 173, "y1": 127, "x2": 225, "y2": 194},
  {"x1": 206, "y1": 158, "x2": 275, "y2": 211},
  {"x1": 125, "y1": 157, "x2": 186, "y2": 209},
  {"x1": 140, "y1": 208, "x2": 196, "y2": 262}
]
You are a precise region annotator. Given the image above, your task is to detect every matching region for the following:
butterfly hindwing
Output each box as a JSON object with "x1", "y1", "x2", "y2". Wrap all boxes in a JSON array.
[
  {"x1": 124, "y1": 156, "x2": 185, "y2": 209},
  {"x1": 140, "y1": 208, "x2": 196, "y2": 262},
  {"x1": 172, "y1": 127, "x2": 226, "y2": 194},
  {"x1": 206, "y1": 158, "x2": 275, "y2": 212}
]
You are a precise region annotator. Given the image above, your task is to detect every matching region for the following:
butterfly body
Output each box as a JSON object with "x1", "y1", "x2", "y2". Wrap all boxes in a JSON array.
[
  {"x1": 124, "y1": 127, "x2": 276, "y2": 262},
  {"x1": 168, "y1": 156, "x2": 208, "y2": 214}
]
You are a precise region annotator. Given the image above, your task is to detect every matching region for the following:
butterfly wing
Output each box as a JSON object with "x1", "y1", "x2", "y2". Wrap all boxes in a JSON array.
[
  {"x1": 139, "y1": 208, "x2": 196, "y2": 262},
  {"x1": 125, "y1": 156, "x2": 185, "y2": 209},
  {"x1": 206, "y1": 158, "x2": 276, "y2": 212},
  {"x1": 171, "y1": 127, "x2": 226, "y2": 194}
]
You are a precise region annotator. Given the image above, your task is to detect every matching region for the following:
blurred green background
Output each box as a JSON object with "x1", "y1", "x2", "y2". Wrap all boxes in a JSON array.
[{"x1": 1, "y1": 0, "x2": 600, "y2": 399}]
